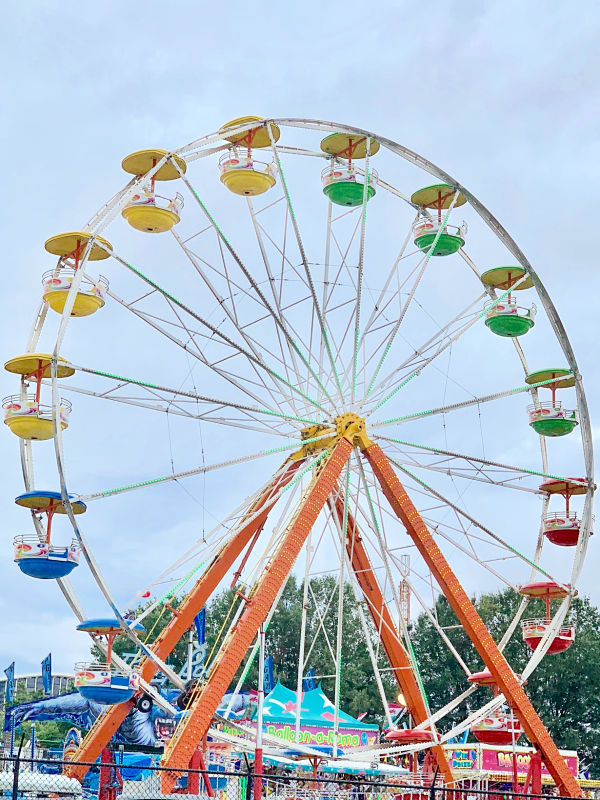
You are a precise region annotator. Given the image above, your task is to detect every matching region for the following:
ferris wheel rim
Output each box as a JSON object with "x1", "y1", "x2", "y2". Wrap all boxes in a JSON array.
[{"x1": 14, "y1": 117, "x2": 594, "y2": 755}]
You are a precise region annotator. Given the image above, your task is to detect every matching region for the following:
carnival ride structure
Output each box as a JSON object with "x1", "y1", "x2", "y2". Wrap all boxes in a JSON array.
[{"x1": 4, "y1": 118, "x2": 594, "y2": 797}]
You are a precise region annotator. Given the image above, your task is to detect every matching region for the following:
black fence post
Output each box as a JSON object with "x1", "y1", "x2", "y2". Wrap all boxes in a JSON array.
[
  {"x1": 243, "y1": 753, "x2": 253, "y2": 800},
  {"x1": 12, "y1": 734, "x2": 25, "y2": 800},
  {"x1": 429, "y1": 765, "x2": 440, "y2": 800}
]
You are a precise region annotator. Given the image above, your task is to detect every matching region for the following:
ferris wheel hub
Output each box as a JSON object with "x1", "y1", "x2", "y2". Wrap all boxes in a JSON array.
[{"x1": 294, "y1": 414, "x2": 371, "y2": 459}]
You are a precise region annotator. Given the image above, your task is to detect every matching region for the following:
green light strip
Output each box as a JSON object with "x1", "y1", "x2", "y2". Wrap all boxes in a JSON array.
[
  {"x1": 273, "y1": 147, "x2": 344, "y2": 400},
  {"x1": 377, "y1": 374, "x2": 572, "y2": 427},
  {"x1": 158, "y1": 560, "x2": 207, "y2": 605},
  {"x1": 372, "y1": 370, "x2": 419, "y2": 412},
  {"x1": 351, "y1": 161, "x2": 371, "y2": 404},
  {"x1": 365, "y1": 198, "x2": 457, "y2": 401},
  {"x1": 322, "y1": 326, "x2": 344, "y2": 398},
  {"x1": 185, "y1": 179, "x2": 335, "y2": 407},
  {"x1": 352, "y1": 325, "x2": 361, "y2": 405},
  {"x1": 119, "y1": 257, "x2": 326, "y2": 413},
  {"x1": 282, "y1": 449, "x2": 330, "y2": 494},
  {"x1": 85, "y1": 366, "x2": 320, "y2": 426},
  {"x1": 93, "y1": 433, "x2": 333, "y2": 500},
  {"x1": 389, "y1": 458, "x2": 553, "y2": 579},
  {"x1": 377, "y1": 436, "x2": 574, "y2": 483}
]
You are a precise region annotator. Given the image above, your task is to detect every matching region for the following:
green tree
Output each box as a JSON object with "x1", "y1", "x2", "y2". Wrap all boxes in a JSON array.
[{"x1": 102, "y1": 576, "x2": 397, "y2": 725}]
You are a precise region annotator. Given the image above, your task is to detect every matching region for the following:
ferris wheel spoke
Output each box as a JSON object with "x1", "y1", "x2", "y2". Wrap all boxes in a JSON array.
[
  {"x1": 164, "y1": 285, "x2": 290, "y2": 416},
  {"x1": 358, "y1": 217, "x2": 419, "y2": 349},
  {"x1": 364, "y1": 248, "x2": 433, "y2": 402},
  {"x1": 244, "y1": 198, "x2": 337, "y2": 409},
  {"x1": 105, "y1": 277, "x2": 326, "y2": 418},
  {"x1": 245, "y1": 198, "x2": 312, "y2": 408},
  {"x1": 268, "y1": 131, "x2": 345, "y2": 405},
  {"x1": 175, "y1": 172, "x2": 333, "y2": 409},
  {"x1": 178, "y1": 167, "x2": 334, "y2": 410},
  {"x1": 350, "y1": 137, "x2": 371, "y2": 407},
  {"x1": 105, "y1": 246, "x2": 328, "y2": 413},
  {"x1": 361, "y1": 190, "x2": 463, "y2": 401},
  {"x1": 377, "y1": 449, "x2": 544, "y2": 495},
  {"x1": 373, "y1": 435, "x2": 583, "y2": 489},
  {"x1": 80, "y1": 436, "x2": 329, "y2": 504},
  {"x1": 388, "y1": 456, "x2": 558, "y2": 582},
  {"x1": 371, "y1": 371, "x2": 573, "y2": 429},
  {"x1": 366, "y1": 298, "x2": 485, "y2": 413},
  {"x1": 358, "y1": 256, "x2": 424, "y2": 366},
  {"x1": 48, "y1": 381, "x2": 302, "y2": 436},
  {"x1": 171, "y1": 229, "x2": 303, "y2": 407},
  {"x1": 324, "y1": 217, "x2": 361, "y2": 307},
  {"x1": 63, "y1": 364, "x2": 321, "y2": 428}
]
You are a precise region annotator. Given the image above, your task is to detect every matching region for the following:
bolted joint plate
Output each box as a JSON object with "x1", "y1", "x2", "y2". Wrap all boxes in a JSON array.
[
  {"x1": 292, "y1": 414, "x2": 371, "y2": 460},
  {"x1": 335, "y1": 413, "x2": 371, "y2": 449}
]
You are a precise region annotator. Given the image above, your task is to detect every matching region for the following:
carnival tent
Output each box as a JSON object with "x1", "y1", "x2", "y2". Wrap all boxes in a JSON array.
[{"x1": 253, "y1": 681, "x2": 379, "y2": 739}]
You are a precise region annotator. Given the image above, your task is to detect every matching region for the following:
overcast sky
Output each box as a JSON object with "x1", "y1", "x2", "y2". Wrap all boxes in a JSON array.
[{"x1": 1, "y1": 1, "x2": 599, "y2": 677}]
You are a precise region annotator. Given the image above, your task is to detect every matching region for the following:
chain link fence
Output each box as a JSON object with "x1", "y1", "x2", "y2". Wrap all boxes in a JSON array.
[{"x1": 0, "y1": 754, "x2": 593, "y2": 800}]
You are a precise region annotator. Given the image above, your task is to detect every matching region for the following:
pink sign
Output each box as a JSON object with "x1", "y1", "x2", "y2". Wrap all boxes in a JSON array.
[
  {"x1": 444, "y1": 746, "x2": 578, "y2": 779},
  {"x1": 481, "y1": 747, "x2": 578, "y2": 778}
]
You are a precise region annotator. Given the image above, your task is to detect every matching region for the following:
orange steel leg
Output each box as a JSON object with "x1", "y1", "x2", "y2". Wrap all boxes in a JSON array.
[
  {"x1": 364, "y1": 442, "x2": 581, "y2": 798},
  {"x1": 160, "y1": 439, "x2": 353, "y2": 793},
  {"x1": 65, "y1": 459, "x2": 302, "y2": 782},
  {"x1": 332, "y1": 496, "x2": 453, "y2": 785}
]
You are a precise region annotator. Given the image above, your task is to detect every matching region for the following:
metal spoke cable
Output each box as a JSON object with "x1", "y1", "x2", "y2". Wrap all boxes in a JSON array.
[
  {"x1": 268, "y1": 126, "x2": 345, "y2": 405},
  {"x1": 364, "y1": 191, "x2": 460, "y2": 401},
  {"x1": 371, "y1": 373, "x2": 573, "y2": 429},
  {"x1": 374, "y1": 435, "x2": 587, "y2": 487},
  {"x1": 175, "y1": 165, "x2": 336, "y2": 413},
  {"x1": 366, "y1": 299, "x2": 485, "y2": 413},
  {"x1": 171, "y1": 230, "x2": 297, "y2": 414},
  {"x1": 102, "y1": 244, "x2": 327, "y2": 413},
  {"x1": 69, "y1": 364, "x2": 321, "y2": 427},
  {"x1": 388, "y1": 457, "x2": 559, "y2": 582},
  {"x1": 79, "y1": 432, "x2": 332, "y2": 502}
]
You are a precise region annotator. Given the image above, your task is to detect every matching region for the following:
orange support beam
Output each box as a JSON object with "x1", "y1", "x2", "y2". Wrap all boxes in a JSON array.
[
  {"x1": 160, "y1": 439, "x2": 353, "y2": 793},
  {"x1": 364, "y1": 442, "x2": 581, "y2": 798},
  {"x1": 332, "y1": 497, "x2": 453, "y2": 785},
  {"x1": 65, "y1": 459, "x2": 302, "y2": 781}
]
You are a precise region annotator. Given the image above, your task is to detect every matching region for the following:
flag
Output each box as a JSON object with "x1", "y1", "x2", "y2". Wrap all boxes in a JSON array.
[
  {"x1": 194, "y1": 609, "x2": 206, "y2": 645},
  {"x1": 356, "y1": 712, "x2": 367, "y2": 722},
  {"x1": 263, "y1": 655, "x2": 274, "y2": 694},
  {"x1": 388, "y1": 703, "x2": 407, "y2": 722},
  {"x1": 41, "y1": 653, "x2": 52, "y2": 695},
  {"x1": 302, "y1": 668, "x2": 316, "y2": 691},
  {"x1": 4, "y1": 663, "x2": 15, "y2": 705}
]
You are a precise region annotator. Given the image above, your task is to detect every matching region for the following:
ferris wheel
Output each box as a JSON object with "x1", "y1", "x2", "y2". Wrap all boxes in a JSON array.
[{"x1": 4, "y1": 117, "x2": 594, "y2": 797}]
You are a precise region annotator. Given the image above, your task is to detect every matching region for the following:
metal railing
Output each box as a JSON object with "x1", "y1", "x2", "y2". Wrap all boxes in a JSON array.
[
  {"x1": 484, "y1": 299, "x2": 536, "y2": 319},
  {"x1": 321, "y1": 165, "x2": 379, "y2": 187},
  {"x1": 527, "y1": 401, "x2": 578, "y2": 420},
  {"x1": 0, "y1": 754, "x2": 593, "y2": 800},
  {"x1": 2, "y1": 395, "x2": 71, "y2": 424},
  {"x1": 521, "y1": 618, "x2": 575, "y2": 637},
  {"x1": 13, "y1": 534, "x2": 80, "y2": 560},
  {"x1": 42, "y1": 269, "x2": 109, "y2": 298}
]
